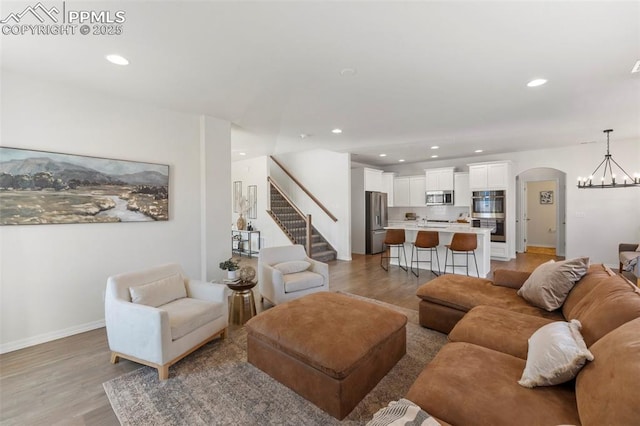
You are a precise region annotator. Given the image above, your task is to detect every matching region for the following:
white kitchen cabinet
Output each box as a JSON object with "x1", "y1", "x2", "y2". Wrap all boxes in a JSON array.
[
  {"x1": 382, "y1": 172, "x2": 395, "y2": 207},
  {"x1": 491, "y1": 242, "x2": 508, "y2": 259},
  {"x1": 394, "y1": 175, "x2": 425, "y2": 206},
  {"x1": 468, "y1": 161, "x2": 511, "y2": 190},
  {"x1": 454, "y1": 172, "x2": 470, "y2": 206},
  {"x1": 363, "y1": 168, "x2": 383, "y2": 192},
  {"x1": 425, "y1": 167, "x2": 455, "y2": 191},
  {"x1": 409, "y1": 176, "x2": 426, "y2": 206},
  {"x1": 394, "y1": 177, "x2": 410, "y2": 206}
]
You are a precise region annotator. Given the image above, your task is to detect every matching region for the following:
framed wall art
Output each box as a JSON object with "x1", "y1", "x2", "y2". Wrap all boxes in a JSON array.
[
  {"x1": 539, "y1": 190, "x2": 553, "y2": 204},
  {"x1": 247, "y1": 185, "x2": 257, "y2": 219},
  {"x1": 0, "y1": 147, "x2": 169, "y2": 225},
  {"x1": 233, "y1": 181, "x2": 242, "y2": 213}
]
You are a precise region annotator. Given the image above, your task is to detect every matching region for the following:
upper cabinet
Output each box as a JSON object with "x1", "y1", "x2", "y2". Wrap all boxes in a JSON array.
[
  {"x1": 363, "y1": 168, "x2": 383, "y2": 192},
  {"x1": 381, "y1": 172, "x2": 395, "y2": 207},
  {"x1": 468, "y1": 161, "x2": 511, "y2": 190},
  {"x1": 425, "y1": 167, "x2": 455, "y2": 191},
  {"x1": 394, "y1": 175, "x2": 426, "y2": 206},
  {"x1": 409, "y1": 176, "x2": 426, "y2": 206},
  {"x1": 453, "y1": 172, "x2": 470, "y2": 206}
]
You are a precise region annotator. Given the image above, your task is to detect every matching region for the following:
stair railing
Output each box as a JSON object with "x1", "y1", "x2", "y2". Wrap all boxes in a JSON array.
[
  {"x1": 269, "y1": 156, "x2": 338, "y2": 223},
  {"x1": 268, "y1": 177, "x2": 313, "y2": 255}
]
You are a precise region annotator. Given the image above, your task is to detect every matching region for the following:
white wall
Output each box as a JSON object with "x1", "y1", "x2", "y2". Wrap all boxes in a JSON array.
[
  {"x1": 270, "y1": 150, "x2": 352, "y2": 260},
  {"x1": 231, "y1": 156, "x2": 290, "y2": 249},
  {"x1": 383, "y1": 140, "x2": 640, "y2": 267},
  {"x1": 0, "y1": 72, "x2": 231, "y2": 353},
  {"x1": 351, "y1": 168, "x2": 366, "y2": 254}
]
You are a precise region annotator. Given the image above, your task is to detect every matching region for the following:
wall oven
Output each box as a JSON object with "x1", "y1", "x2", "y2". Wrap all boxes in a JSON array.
[
  {"x1": 472, "y1": 190, "x2": 505, "y2": 218},
  {"x1": 472, "y1": 190, "x2": 506, "y2": 242}
]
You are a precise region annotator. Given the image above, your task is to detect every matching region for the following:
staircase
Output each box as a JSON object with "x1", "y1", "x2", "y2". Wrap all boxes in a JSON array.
[{"x1": 268, "y1": 186, "x2": 337, "y2": 262}]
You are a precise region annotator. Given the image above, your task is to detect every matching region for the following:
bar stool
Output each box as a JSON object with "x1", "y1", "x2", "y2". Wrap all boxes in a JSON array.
[
  {"x1": 444, "y1": 232, "x2": 479, "y2": 276},
  {"x1": 380, "y1": 229, "x2": 408, "y2": 272},
  {"x1": 410, "y1": 230, "x2": 441, "y2": 277}
]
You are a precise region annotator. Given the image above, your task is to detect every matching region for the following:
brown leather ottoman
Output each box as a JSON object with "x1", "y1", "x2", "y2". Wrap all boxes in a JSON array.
[{"x1": 245, "y1": 292, "x2": 407, "y2": 420}]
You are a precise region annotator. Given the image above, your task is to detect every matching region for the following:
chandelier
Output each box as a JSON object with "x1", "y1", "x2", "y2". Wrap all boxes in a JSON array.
[{"x1": 577, "y1": 129, "x2": 639, "y2": 188}]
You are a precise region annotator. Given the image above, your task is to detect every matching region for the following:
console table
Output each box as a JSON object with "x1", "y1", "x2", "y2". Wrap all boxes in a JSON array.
[{"x1": 231, "y1": 230, "x2": 261, "y2": 258}]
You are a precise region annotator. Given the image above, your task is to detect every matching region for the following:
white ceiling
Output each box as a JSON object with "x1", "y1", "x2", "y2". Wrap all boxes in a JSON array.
[{"x1": 2, "y1": 1, "x2": 639, "y2": 166}]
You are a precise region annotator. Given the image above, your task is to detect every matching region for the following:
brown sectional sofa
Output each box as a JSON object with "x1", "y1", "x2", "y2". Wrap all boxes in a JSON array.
[{"x1": 408, "y1": 264, "x2": 640, "y2": 425}]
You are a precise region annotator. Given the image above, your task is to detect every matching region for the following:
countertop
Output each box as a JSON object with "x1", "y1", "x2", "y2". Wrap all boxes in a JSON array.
[{"x1": 385, "y1": 222, "x2": 491, "y2": 235}]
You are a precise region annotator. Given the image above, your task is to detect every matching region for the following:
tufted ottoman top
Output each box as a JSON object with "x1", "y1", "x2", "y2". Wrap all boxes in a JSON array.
[{"x1": 245, "y1": 292, "x2": 407, "y2": 380}]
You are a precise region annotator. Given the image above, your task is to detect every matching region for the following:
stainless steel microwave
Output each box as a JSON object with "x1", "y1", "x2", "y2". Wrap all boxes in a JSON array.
[{"x1": 426, "y1": 190, "x2": 454, "y2": 205}]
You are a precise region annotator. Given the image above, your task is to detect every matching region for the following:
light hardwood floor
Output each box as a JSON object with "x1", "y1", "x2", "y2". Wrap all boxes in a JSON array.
[{"x1": 0, "y1": 252, "x2": 559, "y2": 425}]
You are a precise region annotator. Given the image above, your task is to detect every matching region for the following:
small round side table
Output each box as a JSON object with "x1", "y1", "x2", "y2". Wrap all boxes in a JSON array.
[{"x1": 227, "y1": 280, "x2": 257, "y2": 325}]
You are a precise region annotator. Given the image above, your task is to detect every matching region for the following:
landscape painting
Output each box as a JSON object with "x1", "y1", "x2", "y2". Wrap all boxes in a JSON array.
[{"x1": 0, "y1": 147, "x2": 169, "y2": 225}]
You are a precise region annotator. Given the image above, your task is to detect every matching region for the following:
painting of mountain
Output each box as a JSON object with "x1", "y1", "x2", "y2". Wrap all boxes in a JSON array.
[{"x1": 0, "y1": 147, "x2": 169, "y2": 225}]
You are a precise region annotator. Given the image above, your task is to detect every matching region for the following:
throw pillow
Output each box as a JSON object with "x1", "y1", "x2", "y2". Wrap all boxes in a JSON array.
[
  {"x1": 367, "y1": 398, "x2": 440, "y2": 426},
  {"x1": 518, "y1": 319, "x2": 594, "y2": 388},
  {"x1": 517, "y1": 257, "x2": 590, "y2": 311},
  {"x1": 129, "y1": 273, "x2": 187, "y2": 307},
  {"x1": 273, "y1": 260, "x2": 311, "y2": 275}
]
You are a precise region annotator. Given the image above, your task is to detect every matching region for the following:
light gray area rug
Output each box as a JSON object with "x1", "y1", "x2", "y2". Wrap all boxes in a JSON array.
[{"x1": 103, "y1": 294, "x2": 446, "y2": 425}]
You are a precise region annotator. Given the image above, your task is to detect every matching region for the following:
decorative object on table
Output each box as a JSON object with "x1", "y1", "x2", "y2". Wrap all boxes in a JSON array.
[
  {"x1": 219, "y1": 258, "x2": 240, "y2": 280},
  {"x1": 236, "y1": 196, "x2": 250, "y2": 230},
  {"x1": 539, "y1": 190, "x2": 553, "y2": 204},
  {"x1": 233, "y1": 181, "x2": 242, "y2": 212},
  {"x1": 0, "y1": 147, "x2": 169, "y2": 226},
  {"x1": 247, "y1": 185, "x2": 257, "y2": 219},
  {"x1": 577, "y1": 129, "x2": 640, "y2": 188},
  {"x1": 239, "y1": 265, "x2": 256, "y2": 283}
]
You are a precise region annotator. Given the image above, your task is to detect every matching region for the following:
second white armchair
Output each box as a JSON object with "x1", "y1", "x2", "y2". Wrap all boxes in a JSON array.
[{"x1": 258, "y1": 245, "x2": 329, "y2": 305}]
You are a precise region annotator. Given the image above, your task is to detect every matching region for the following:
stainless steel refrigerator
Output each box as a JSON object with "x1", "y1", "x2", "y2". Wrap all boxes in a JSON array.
[{"x1": 365, "y1": 191, "x2": 388, "y2": 254}]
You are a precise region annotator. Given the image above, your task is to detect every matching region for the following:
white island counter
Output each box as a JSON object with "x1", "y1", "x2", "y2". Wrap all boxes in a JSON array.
[{"x1": 384, "y1": 223, "x2": 492, "y2": 278}]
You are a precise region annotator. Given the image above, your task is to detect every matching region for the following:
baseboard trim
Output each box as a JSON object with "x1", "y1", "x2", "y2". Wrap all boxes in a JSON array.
[{"x1": 0, "y1": 319, "x2": 105, "y2": 354}]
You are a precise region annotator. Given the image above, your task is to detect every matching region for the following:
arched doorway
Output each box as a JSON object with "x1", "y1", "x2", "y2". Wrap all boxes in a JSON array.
[{"x1": 516, "y1": 168, "x2": 566, "y2": 256}]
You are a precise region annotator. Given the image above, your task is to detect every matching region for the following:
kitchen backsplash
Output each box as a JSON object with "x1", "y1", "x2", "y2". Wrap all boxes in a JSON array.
[{"x1": 388, "y1": 206, "x2": 470, "y2": 222}]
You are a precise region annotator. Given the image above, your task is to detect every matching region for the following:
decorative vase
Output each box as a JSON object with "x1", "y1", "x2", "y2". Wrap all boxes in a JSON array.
[
  {"x1": 227, "y1": 270, "x2": 237, "y2": 280},
  {"x1": 237, "y1": 214, "x2": 246, "y2": 230}
]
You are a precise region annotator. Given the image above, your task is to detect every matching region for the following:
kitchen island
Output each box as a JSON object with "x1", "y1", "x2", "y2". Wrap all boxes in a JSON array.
[{"x1": 384, "y1": 223, "x2": 492, "y2": 278}]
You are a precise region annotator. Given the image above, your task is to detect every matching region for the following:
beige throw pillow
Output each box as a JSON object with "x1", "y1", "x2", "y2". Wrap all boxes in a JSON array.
[
  {"x1": 129, "y1": 273, "x2": 187, "y2": 307},
  {"x1": 519, "y1": 320, "x2": 594, "y2": 388},
  {"x1": 517, "y1": 257, "x2": 589, "y2": 311},
  {"x1": 274, "y1": 260, "x2": 311, "y2": 275}
]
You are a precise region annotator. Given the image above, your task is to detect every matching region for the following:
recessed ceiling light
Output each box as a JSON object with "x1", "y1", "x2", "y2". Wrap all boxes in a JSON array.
[
  {"x1": 340, "y1": 68, "x2": 357, "y2": 76},
  {"x1": 239, "y1": 152, "x2": 246, "y2": 156},
  {"x1": 431, "y1": 146, "x2": 439, "y2": 150},
  {"x1": 379, "y1": 153, "x2": 387, "y2": 157},
  {"x1": 398, "y1": 159, "x2": 405, "y2": 162},
  {"x1": 527, "y1": 78, "x2": 547, "y2": 87},
  {"x1": 106, "y1": 54, "x2": 129, "y2": 66},
  {"x1": 474, "y1": 149, "x2": 483, "y2": 153},
  {"x1": 332, "y1": 128, "x2": 342, "y2": 134},
  {"x1": 632, "y1": 60, "x2": 640, "y2": 74},
  {"x1": 431, "y1": 155, "x2": 438, "y2": 158},
  {"x1": 300, "y1": 133, "x2": 309, "y2": 139}
]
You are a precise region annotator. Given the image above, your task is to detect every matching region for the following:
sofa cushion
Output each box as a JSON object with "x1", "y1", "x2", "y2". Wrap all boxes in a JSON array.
[
  {"x1": 448, "y1": 305, "x2": 553, "y2": 359},
  {"x1": 274, "y1": 260, "x2": 310, "y2": 275},
  {"x1": 406, "y1": 342, "x2": 581, "y2": 426},
  {"x1": 161, "y1": 297, "x2": 223, "y2": 340},
  {"x1": 518, "y1": 320, "x2": 593, "y2": 388},
  {"x1": 575, "y1": 318, "x2": 640, "y2": 425},
  {"x1": 283, "y1": 270, "x2": 324, "y2": 293},
  {"x1": 517, "y1": 257, "x2": 589, "y2": 311},
  {"x1": 562, "y1": 264, "x2": 615, "y2": 318},
  {"x1": 129, "y1": 273, "x2": 187, "y2": 307},
  {"x1": 416, "y1": 274, "x2": 562, "y2": 320},
  {"x1": 565, "y1": 274, "x2": 640, "y2": 347}
]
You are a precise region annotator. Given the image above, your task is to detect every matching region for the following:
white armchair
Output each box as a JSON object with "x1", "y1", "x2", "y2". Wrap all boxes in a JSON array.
[
  {"x1": 258, "y1": 245, "x2": 329, "y2": 305},
  {"x1": 105, "y1": 263, "x2": 228, "y2": 380}
]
